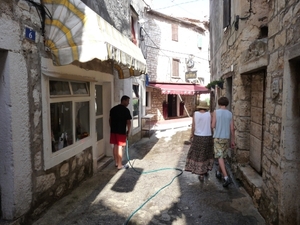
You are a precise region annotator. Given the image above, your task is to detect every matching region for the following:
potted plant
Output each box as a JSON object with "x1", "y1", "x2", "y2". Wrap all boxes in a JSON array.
[{"x1": 205, "y1": 79, "x2": 224, "y2": 89}]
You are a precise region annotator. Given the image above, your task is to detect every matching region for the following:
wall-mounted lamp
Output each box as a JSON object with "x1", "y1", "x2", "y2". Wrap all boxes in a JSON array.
[
  {"x1": 234, "y1": 13, "x2": 252, "y2": 31},
  {"x1": 140, "y1": 27, "x2": 146, "y2": 40},
  {"x1": 234, "y1": 0, "x2": 253, "y2": 31},
  {"x1": 139, "y1": 27, "x2": 147, "y2": 59},
  {"x1": 234, "y1": 15, "x2": 239, "y2": 31}
]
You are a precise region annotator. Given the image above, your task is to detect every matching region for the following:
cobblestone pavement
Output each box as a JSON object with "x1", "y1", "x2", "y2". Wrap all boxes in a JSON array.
[{"x1": 32, "y1": 127, "x2": 265, "y2": 225}]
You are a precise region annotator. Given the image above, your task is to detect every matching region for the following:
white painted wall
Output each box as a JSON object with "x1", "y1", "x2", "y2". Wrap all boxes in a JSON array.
[
  {"x1": 111, "y1": 70, "x2": 146, "y2": 140},
  {"x1": 0, "y1": 14, "x2": 32, "y2": 219},
  {"x1": 0, "y1": 52, "x2": 32, "y2": 219},
  {"x1": 145, "y1": 15, "x2": 210, "y2": 84},
  {"x1": 41, "y1": 58, "x2": 114, "y2": 170}
]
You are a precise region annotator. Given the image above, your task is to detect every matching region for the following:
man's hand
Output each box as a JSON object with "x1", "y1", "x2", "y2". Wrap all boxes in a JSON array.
[{"x1": 231, "y1": 140, "x2": 235, "y2": 149}]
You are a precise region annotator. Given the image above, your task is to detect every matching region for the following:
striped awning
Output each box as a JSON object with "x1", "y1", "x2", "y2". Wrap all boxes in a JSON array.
[
  {"x1": 148, "y1": 82, "x2": 210, "y2": 95},
  {"x1": 43, "y1": 0, "x2": 147, "y2": 78}
]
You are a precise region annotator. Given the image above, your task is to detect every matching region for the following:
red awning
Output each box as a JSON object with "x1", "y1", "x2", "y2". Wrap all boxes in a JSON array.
[{"x1": 148, "y1": 82, "x2": 210, "y2": 95}]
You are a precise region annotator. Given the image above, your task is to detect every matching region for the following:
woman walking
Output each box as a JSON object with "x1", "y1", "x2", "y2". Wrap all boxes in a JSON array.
[{"x1": 184, "y1": 101, "x2": 214, "y2": 181}]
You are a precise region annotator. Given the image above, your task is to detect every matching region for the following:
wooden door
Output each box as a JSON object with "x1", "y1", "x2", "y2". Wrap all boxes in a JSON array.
[
  {"x1": 167, "y1": 94, "x2": 177, "y2": 117},
  {"x1": 249, "y1": 72, "x2": 265, "y2": 173}
]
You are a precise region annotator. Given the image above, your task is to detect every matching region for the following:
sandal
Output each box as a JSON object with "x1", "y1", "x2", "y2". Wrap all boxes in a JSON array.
[
  {"x1": 118, "y1": 164, "x2": 129, "y2": 170},
  {"x1": 198, "y1": 175, "x2": 204, "y2": 181}
]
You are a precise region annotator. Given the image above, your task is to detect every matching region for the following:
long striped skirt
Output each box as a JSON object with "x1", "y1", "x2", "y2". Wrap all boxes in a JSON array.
[{"x1": 184, "y1": 135, "x2": 214, "y2": 175}]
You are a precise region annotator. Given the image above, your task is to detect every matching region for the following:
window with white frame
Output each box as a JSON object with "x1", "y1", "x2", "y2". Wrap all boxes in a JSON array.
[
  {"x1": 132, "y1": 84, "x2": 140, "y2": 128},
  {"x1": 50, "y1": 80, "x2": 90, "y2": 152}
]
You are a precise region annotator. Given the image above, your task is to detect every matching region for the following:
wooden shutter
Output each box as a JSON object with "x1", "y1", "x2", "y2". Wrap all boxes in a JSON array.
[
  {"x1": 172, "y1": 24, "x2": 178, "y2": 41},
  {"x1": 172, "y1": 59, "x2": 179, "y2": 77},
  {"x1": 223, "y1": 0, "x2": 231, "y2": 28},
  {"x1": 131, "y1": 16, "x2": 137, "y2": 45}
]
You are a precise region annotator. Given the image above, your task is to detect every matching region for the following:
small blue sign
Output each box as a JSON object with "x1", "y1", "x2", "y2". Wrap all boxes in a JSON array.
[
  {"x1": 145, "y1": 74, "x2": 149, "y2": 86},
  {"x1": 25, "y1": 27, "x2": 36, "y2": 42}
]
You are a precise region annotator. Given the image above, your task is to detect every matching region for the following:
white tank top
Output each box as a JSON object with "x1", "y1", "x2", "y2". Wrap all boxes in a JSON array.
[{"x1": 193, "y1": 111, "x2": 212, "y2": 136}]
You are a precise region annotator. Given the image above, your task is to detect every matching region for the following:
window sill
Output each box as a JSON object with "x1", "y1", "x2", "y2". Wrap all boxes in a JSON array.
[{"x1": 44, "y1": 136, "x2": 93, "y2": 170}]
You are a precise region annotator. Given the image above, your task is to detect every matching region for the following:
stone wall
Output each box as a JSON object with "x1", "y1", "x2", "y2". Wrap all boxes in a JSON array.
[
  {"x1": 0, "y1": 1, "x2": 96, "y2": 222},
  {"x1": 146, "y1": 88, "x2": 166, "y2": 121},
  {"x1": 210, "y1": 0, "x2": 300, "y2": 224},
  {"x1": 0, "y1": 0, "x2": 144, "y2": 222},
  {"x1": 0, "y1": 0, "x2": 41, "y2": 220},
  {"x1": 82, "y1": 0, "x2": 131, "y2": 38},
  {"x1": 30, "y1": 148, "x2": 92, "y2": 222},
  {"x1": 263, "y1": 2, "x2": 300, "y2": 224}
]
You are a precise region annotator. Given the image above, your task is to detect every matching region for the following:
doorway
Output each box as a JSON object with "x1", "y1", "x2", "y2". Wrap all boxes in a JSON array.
[
  {"x1": 95, "y1": 84, "x2": 104, "y2": 159},
  {"x1": 281, "y1": 50, "x2": 300, "y2": 223},
  {"x1": 168, "y1": 94, "x2": 177, "y2": 117},
  {"x1": 226, "y1": 76, "x2": 233, "y2": 111},
  {"x1": 249, "y1": 71, "x2": 265, "y2": 174}
]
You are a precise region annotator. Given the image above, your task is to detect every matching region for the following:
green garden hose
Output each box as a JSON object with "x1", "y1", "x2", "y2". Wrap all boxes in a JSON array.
[{"x1": 123, "y1": 140, "x2": 183, "y2": 225}]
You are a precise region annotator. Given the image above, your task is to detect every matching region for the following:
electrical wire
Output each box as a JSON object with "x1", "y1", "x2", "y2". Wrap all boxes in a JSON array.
[
  {"x1": 154, "y1": 0, "x2": 207, "y2": 19},
  {"x1": 142, "y1": 25, "x2": 209, "y2": 63},
  {"x1": 176, "y1": 4, "x2": 199, "y2": 19},
  {"x1": 154, "y1": 0, "x2": 202, "y2": 11},
  {"x1": 141, "y1": 27, "x2": 169, "y2": 58},
  {"x1": 147, "y1": 45, "x2": 209, "y2": 61},
  {"x1": 25, "y1": 0, "x2": 52, "y2": 37},
  {"x1": 123, "y1": 140, "x2": 183, "y2": 225}
]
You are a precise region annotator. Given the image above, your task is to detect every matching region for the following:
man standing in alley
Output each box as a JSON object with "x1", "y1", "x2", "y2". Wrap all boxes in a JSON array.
[
  {"x1": 211, "y1": 97, "x2": 235, "y2": 187},
  {"x1": 109, "y1": 95, "x2": 132, "y2": 170}
]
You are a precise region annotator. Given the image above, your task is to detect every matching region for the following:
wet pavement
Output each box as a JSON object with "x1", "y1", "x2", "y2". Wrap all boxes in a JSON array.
[{"x1": 32, "y1": 127, "x2": 265, "y2": 225}]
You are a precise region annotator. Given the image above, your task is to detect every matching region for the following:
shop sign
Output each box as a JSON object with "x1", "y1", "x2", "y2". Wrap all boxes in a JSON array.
[{"x1": 185, "y1": 71, "x2": 197, "y2": 79}]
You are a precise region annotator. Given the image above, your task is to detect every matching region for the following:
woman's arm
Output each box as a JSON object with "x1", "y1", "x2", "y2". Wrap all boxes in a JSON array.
[
  {"x1": 211, "y1": 110, "x2": 216, "y2": 129},
  {"x1": 190, "y1": 112, "x2": 195, "y2": 138}
]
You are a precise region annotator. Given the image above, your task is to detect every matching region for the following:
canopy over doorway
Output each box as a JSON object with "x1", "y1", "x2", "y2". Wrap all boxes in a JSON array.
[
  {"x1": 43, "y1": 0, "x2": 147, "y2": 79},
  {"x1": 148, "y1": 82, "x2": 210, "y2": 95}
]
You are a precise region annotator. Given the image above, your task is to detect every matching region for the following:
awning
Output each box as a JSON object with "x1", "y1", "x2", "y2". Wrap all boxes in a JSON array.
[
  {"x1": 148, "y1": 82, "x2": 210, "y2": 95},
  {"x1": 43, "y1": 0, "x2": 147, "y2": 78}
]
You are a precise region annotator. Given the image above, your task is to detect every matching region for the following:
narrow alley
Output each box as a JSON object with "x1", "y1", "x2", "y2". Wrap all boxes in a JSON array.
[{"x1": 32, "y1": 127, "x2": 265, "y2": 225}]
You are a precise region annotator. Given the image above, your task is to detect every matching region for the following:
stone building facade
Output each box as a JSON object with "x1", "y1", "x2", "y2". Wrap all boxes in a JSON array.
[
  {"x1": 143, "y1": 9, "x2": 210, "y2": 121},
  {"x1": 209, "y1": 0, "x2": 300, "y2": 224},
  {"x1": 0, "y1": 0, "x2": 146, "y2": 223}
]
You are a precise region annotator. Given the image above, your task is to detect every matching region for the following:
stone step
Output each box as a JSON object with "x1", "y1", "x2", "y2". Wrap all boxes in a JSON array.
[
  {"x1": 97, "y1": 156, "x2": 113, "y2": 171},
  {"x1": 237, "y1": 164, "x2": 263, "y2": 208}
]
